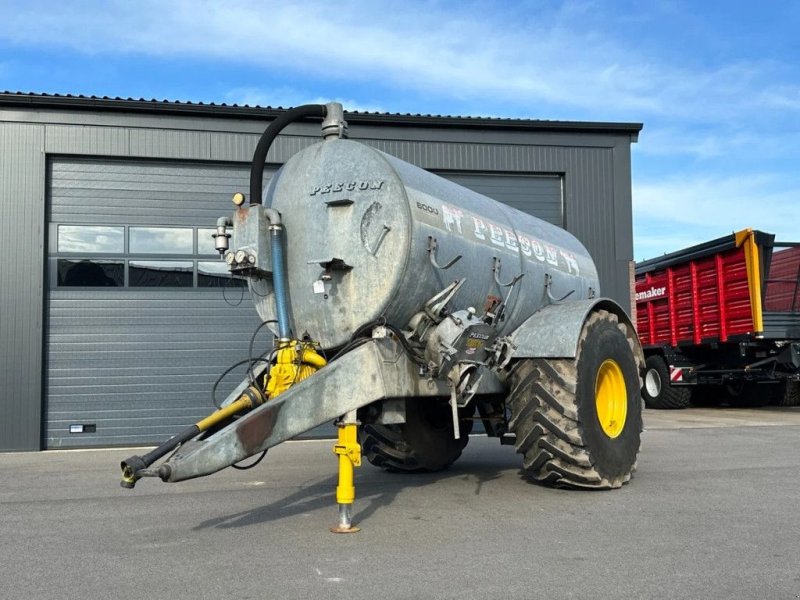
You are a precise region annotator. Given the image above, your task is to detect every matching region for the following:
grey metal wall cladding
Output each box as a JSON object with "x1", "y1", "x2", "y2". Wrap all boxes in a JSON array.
[
  {"x1": 436, "y1": 172, "x2": 562, "y2": 227},
  {"x1": 46, "y1": 158, "x2": 266, "y2": 448},
  {"x1": 46, "y1": 291, "x2": 261, "y2": 447},
  {"x1": 49, "y1": 159, "x2": 263, "y2": 225},
  {"x1": 0, "y1": 123, "x2": 45, "y2": 451}
]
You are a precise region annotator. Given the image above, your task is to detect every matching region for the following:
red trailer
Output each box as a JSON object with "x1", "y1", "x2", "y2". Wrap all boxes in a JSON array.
[{"x1": 635, "y1": 229, "x2": 800, "y2": 408}]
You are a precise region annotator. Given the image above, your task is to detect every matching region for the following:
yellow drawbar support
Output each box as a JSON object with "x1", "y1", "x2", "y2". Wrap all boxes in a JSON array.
[
  {"x1": 735, "y1": 228, "x2": 765, "y2": 335},
  {"x1": 266, "y1": 339, "x2": 327, "y2": 399},
  {"x1": 331, "y1": 414, "x2": 361, "y2": 534},
  {"x1": 261, "y1": 338, "x2": 362, "y2": 532}
]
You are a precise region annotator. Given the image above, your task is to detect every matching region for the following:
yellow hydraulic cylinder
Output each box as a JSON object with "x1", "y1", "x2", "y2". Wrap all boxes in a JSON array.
[{"x1": 330, "y1": 417, "x2": 361, "y2": 533}]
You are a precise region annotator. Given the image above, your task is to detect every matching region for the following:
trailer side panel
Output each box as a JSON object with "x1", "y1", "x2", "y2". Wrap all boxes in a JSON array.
[{"x1": 636, "y1": 240, "x2": 754, "y2": 346}]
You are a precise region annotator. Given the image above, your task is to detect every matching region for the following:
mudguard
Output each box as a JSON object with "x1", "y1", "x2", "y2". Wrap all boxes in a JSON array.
[{"x1": 510, "y1": 298, "x2": 644, "y2": 363}]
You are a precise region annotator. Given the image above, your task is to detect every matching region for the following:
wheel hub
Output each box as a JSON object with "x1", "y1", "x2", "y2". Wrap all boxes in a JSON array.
[
  {"x1": 595, "y1": 359, "x2": 627, "y2": 438},
  {"x1": 644, "y1": 368, "x2": 661, "y2": 398}
]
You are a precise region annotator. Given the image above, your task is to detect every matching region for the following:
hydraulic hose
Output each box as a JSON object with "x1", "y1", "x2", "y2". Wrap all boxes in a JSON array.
[
  {"x1": 270, "y1": 226, "x2": 292, "y2": 339},
  {"x1": 249, "y1": 104, "x2": 327, "y2": 205}
]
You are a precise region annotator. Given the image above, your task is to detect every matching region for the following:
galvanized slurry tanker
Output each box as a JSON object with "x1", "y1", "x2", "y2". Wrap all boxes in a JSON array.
[{"x1": 121, "y1": 103, "x2": 644, "y2": 532}]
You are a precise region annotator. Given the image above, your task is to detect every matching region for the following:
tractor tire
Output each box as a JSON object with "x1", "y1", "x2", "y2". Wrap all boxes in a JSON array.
[
  {"x1": 642, "y1": 355, "x2": 691, "y2": 409},
  {"x1": 507, "y1": 310, "x2": 642, "y2": 489},
  {"x1": 360, "y1": 398, "x2": 473, "y2": 472}
]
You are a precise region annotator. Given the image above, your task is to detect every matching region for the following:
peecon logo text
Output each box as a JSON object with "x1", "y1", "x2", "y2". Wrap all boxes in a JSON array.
[{"x1": 635, "y1": 286, "x2": 667, "y2": 302}]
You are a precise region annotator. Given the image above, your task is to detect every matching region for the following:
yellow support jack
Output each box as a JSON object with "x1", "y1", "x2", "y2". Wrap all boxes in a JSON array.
[{"x1": 330, "y1": 411, "x2": 361, "y2": 533}]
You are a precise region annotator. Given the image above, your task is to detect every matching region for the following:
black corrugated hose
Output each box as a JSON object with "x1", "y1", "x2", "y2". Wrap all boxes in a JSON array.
[{"x1": 249, "y1": 104, "x2": 327, "y2": 204}]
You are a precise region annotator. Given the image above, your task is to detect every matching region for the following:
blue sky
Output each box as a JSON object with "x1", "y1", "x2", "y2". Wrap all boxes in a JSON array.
[{"x1": 1, "y1": 0, "x2": 798, "y2": 260}]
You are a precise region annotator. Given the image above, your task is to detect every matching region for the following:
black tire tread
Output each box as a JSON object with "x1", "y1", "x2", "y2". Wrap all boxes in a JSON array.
[
  {"x1": 361, "y1": 424, "x2": 423, "y2": 472},
  {"x1": 777, "y1": 381, "x2": 800, "y2": 407},
  {"x1": 361, "y1": 400, "x2": 472, "y2": 473},
  {"x1": 507, "y1": 310, "x2": 641, "y2": 490}
]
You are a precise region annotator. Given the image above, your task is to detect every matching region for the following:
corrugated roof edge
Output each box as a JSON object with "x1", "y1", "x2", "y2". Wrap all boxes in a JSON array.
[{"x1": 0, "y1": 91, "x2": 643, "y2": 136}]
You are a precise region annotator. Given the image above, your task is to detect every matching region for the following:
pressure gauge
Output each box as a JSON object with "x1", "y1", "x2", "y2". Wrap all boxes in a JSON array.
[
  {"x1": 235, "y1": 250, "x2": 247, "y2": 264},
  {"x1": 232, "y1": 192, "x2": 246, "y2": 206},
  {"x1": 224, "y1": 251, "x2": 236, "y2": 265}
]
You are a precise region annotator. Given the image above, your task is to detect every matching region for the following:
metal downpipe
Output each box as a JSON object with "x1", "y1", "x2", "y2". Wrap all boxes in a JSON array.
[{"x1": 270, "y1": 225, "x2": 292, "y2": 339}]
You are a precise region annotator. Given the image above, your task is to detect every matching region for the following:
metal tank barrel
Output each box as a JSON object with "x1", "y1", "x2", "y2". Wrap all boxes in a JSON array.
[{"x1": 253, "y1": 138, "x2": 599, "y2": 348}]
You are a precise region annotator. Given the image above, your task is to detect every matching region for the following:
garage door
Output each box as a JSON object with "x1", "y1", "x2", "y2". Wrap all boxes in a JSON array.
[
  {"x1": 437, "y1": 172, "x2": 563, "y2": 227},
  {"x1": 45, "y1": 158, "x2": 266, "y2": 448}
]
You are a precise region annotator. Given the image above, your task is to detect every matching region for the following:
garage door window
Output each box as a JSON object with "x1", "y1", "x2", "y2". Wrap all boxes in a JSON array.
[
  {"x1": 198, "y1": 261, "x2": 246, "y2": 287},
  {"x1": 129, "y1": 260, "x2": 194, "y2": 287},
  {"x1": 57, "y1": 259, "x2": 124, "y2": 287},
  {"x1": 57, "y1": 225, "x2": 124, "y2": 253},
  {"x1": 129, "y1": 227, "x2": 194, "y2": 254},
  {"x1": 51, "y1": 225, "x2": 242, "y2": 288}
]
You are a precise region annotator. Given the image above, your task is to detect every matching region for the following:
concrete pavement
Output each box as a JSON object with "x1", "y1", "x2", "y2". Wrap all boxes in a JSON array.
[{"x1": 1, "y1": 407, "x2": 800, "y2": 600}]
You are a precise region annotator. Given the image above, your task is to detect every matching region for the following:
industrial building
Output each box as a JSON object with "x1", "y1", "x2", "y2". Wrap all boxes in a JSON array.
[{"x1": 0, "y1": 92, "x2": 641, "y2": 450}]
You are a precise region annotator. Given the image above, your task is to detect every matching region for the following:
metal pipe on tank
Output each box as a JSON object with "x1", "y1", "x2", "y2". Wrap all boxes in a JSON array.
[{"x1": 270, "y1": 223, "x2": 292, "y2": 339}]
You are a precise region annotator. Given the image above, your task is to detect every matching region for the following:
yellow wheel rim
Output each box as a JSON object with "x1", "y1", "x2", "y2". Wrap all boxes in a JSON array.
[{"x1": 595, "y1": 359, "x2": 627, "y2": 438}]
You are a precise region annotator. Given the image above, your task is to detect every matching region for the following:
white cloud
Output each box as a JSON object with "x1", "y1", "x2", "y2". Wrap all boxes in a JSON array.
[
  {"x1": 635, "y1": 127, "x2": 800, "y2": 161},
  {"x1": 0, "y1": 0, "x2": 797, "y2": 123},
  {"x1": 636, "y1": 128, "x2": 736, "y2": 160},
  {"x1": 633, "y1": 173, "x2": 800, "y2": 260},
  {"x1": 758, "y1": 85, "x2": 800, "y2": 111}
]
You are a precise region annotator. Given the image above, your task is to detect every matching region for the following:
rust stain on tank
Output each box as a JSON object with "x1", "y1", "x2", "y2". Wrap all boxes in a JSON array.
[{"x1": 236, "y1": 404, "x2": 280, "y2": 455}]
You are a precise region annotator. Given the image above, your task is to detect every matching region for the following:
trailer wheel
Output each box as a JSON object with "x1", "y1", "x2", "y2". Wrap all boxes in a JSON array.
[
  {"x1": 773, "y1": 381, "x2": 800, "y2": 407},
  {"x1": 507, "y1": 310, "x2": 642, "y2": 489},
  {"x1": 360, "y1": 398, "x2": 473, "y2": 472},
  {"x1": 641, "y1": 355, "x2": 691, "y2": 409}
]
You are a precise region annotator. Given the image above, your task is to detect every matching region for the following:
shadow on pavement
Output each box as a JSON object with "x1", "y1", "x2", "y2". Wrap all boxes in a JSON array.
[{"x1": 192, "y1": 443, "x2": 515, "y2": 530}]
